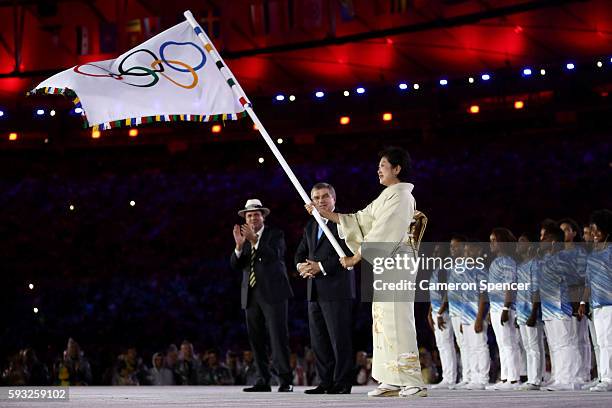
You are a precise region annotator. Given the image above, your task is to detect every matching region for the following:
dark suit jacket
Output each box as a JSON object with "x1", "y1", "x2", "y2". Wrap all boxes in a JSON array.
[
  {"x1": 294, "y1": 219, "x2": 356, "y2": 301},
  {"x1": 230, "y1": 225, "x2": 294, "y2": 309}
]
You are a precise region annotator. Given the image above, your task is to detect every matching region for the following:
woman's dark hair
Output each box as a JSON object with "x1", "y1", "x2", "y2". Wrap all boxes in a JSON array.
[
  {"x1": 379, "y1": 146, "x2": 412, "y2": 181},
  {"x1": 558, "y1": 217, "x2": 581, "y2": 242},
  {"x1": 540, "y1": 221, "x2": 564, "y2": 242},
  {"x1": 491, "y1": 227, "x2": 517, "y2": 243},
  {"x1": 491, "y1": 227, "x2": 517, "y2": 258},
  {"x1": 590, "y1": 209, "x2": 612, "y2": 236}
]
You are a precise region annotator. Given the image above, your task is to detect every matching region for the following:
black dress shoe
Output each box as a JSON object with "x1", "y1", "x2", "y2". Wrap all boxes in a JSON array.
[
  {"x1": 304, "y1": 385, "x2": 330, "y2": 394},
  {"x1": 327, "y1": 384, "x2": 352, "y2": 394},
  {"x1": 243, "y1": 384, "x2": 271, "y2": 392},
  {"x1": 278, "y1": 384, "x2": 293, "y2": 392}
]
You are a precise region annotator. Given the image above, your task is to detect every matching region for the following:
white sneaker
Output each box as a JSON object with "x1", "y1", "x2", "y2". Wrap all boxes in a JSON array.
[
  {"x1": 582, "y1": 379, "x2": 600, "y2": 390},
  {"x1": 545, "y1": 383, "x2": 581, "y2": 391},
  {"x1": 465, "y1": 383, "x2": 486, "y2": 390},
  {"x1": 368, "y1": 383, "x2": 400, "y2": 397},
  {"x1": 517, "y1": 383, "x2": 540, "y2": 391},
  {"x1": 448, "y1": 380, "x2": 468, "y2": 390},
  {"x1": 496, "y1": 381, "x2": 521, "y2": 390},
  {"x1": 486, "y1": 381, "x2": 503, "y2": 390},
  {"x1": 431, "y1": 381, "x2": 455, "y2": 389},
  {"x1": 589, "y1": 382, "x2": 612, "y2": 392},
  {"x1": 399, "y1": 386, "x2": 428, "y2": 397},
  {"x1": 450, "y1": 381, "x2": 469, "y2": 390}
]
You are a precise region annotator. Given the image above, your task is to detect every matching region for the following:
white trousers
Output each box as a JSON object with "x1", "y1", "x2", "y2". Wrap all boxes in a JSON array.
[
  {"x1": 593, "y1": 306, "x2": 612, "y2": 383},
  {"x1": 519, "y1": 323, "x2": 545, "y2": 385},
  {"x1": 451, "y1": 315, "x2": 470, "y2": 383},
  {"x1": 574, "y1": 316, "x2": 592, "y2": 382},
  {"x1": 491, "y1": 310, "x2": 521, "y2": 382},
  {"x1": 544, "y1": 318, "x2": 581, "y2": 384},
  {"x1": 589, "y1": 318, "x2": 601, "y2": 381},
  {"x1": 433, "y1": 312, "x2": 457, "y2": 384},
  {"x1": 462, "y1": 320, "x2": 490, "y2": 385}
]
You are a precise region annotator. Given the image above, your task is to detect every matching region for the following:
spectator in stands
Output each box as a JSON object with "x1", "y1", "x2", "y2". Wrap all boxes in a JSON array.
[
  {"x1": 175, "y1": 341, "x2": 199, "y2": 385},
  {"x1": 419, "y1": 347, "x2": 439, "y2": 384},
  {"x1": 239, "y1": 350, "x2": 258, "y2": 386},
  {"x1": 225, "y1": 351, "x2": 241, "y2": 385},
  {"x1": 303, "y1": 348, "x2": 319, "y2": 386},
  {"x1": 112, "y1": 347, "x2": 146, "y2": 385},
  {"x1": 147, "y1": 352, "x2": 174, "y2": 385},
  {"x1": 290, "y1": 352, "x2": 306, "y2": 386},
  {"x1": 1, "y1": 353, "x2": 26, "y2": 386},
  {"x1": 54, "y1": 338, "x2": 92, "y2": 385},
  {"x1": 353, "y1": 351, "x2": 372, "y2": 385},
  {"x1": 198, "y1": 349, "x2": 233, "y2": 385},
  {"x1": 21, "y1": 348, "x2": 50, "y2": 386}
]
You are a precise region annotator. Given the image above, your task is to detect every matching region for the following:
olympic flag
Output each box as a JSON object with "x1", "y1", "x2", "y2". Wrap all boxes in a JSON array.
[
  {"x1": 29, "y1": 20, "x2": 247, "y2": 130},
  {"x1": 31, "y1": 10, "x2": 350, "y2": 264}
]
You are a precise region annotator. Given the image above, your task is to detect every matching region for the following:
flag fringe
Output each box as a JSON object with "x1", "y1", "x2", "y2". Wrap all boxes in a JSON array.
[{"x1": 27, "y1": 86, "x2": 247, "y2": 130}]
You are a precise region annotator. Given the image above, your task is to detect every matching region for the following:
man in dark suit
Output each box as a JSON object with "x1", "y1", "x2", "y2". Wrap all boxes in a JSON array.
[
  {"x1": 295, "y1": 183, "x2": 356, "y2": 394},
  {"x1": 230, "y1": 199, "x2": 294, "y2": 392}
]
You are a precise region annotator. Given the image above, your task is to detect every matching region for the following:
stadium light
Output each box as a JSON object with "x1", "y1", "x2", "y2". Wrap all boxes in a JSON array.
[
  {"x1": 356, "y1": 87, "x2": 365, "y2": 94},
  {"x1": 0, "y1": 110, "x2": 4, "y2": 117},
  {"x1": 36, "y1": 109, "x2": 45, "y2": 115},
  {"x1": 343, "y1": 90, "x2": 350, "y2": 96},
  {"x1": 522, "y1": 68, "x2": 532, "y2": 76},
  {"x1": 469, "y1": 105, "x2": 480, "y2": 114},
  {"x1": 398, "y1": 83, "x2": 408, "y2": 90},
  {"x1": 339, "y1": 116, "x2": 350, "y2": 125},
  {"x1": 540, "y1": 69, "x2": 546, "y2": 76},
  {"x1": 566, "y1": 63, "x2": 575, "y2": 70},
  {"x1": 382, "y1": 113, "x2": 392, "y2": 121},
  {"x1": 413, "y1": 83, "x2": 420, "y2": 90},
  {"x1": 9, "y1": 132, "x2": 17, "y2": 141},
  {"x1": 275, "y1": 94, "x2": 285, "y2": 101},
  {"x1": 439, "y1": 79, "x2": 448, "y2": 86},
  {"x1": 289, "y1": 95, "x2": 296, "y2": 102},
  {"x1": 481, "y1": 74, "x2": 491, "y2": 81},
  {"x1": 468, "y1": 77, "x2": 475, "y2": 84},
  {"x1": 514, "y1": 101, "x2": 525, "y2": 109},
  {"x1": 315, "y1": 91, "x2": 325, "y2": 98}
]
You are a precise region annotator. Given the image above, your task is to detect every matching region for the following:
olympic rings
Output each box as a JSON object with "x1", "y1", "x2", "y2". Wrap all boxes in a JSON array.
[
  {"x1": 151, "y1": 60, "x2": 198, "y2": 89},
  {"x1": 159, "y1": 41, "x2": 206, "y2": 73},
  {"x1": 73, "y1": 41, "x2": 206, "y2": 89}
]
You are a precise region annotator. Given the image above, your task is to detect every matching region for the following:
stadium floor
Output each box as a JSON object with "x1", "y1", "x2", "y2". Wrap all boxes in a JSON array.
[{"x1": 2, "y1": 385, "x2": 612, "y2": 408}]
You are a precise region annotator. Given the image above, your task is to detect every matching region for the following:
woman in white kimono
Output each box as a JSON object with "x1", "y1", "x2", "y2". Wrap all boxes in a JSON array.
[{"x1": 306, "y1": 147, "x2": 426, "y2": 398}]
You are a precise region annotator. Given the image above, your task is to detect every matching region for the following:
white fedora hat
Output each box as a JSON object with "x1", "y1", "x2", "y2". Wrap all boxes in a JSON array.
[{"x1": 237, "y1": 198, "x2": 270, "y2": 218}]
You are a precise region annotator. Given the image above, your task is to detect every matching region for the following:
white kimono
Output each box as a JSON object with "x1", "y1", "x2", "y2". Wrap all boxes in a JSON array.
[{"x1": 339, "y1": 182, "x2": 425, "y2": 387}]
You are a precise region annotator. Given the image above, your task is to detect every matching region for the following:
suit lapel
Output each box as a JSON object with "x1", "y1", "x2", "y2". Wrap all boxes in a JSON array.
[
  {"x1": 258, "y1": 226, "x2": 269, "y2": 250},
  {"x1": 310, "y1": 221, "x2": 319, "y2": 252}
]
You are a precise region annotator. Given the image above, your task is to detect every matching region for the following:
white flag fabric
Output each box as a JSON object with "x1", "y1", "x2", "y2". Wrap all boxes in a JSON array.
[{"x1": 30, "y1": 21, "x2": 246, "y2": 129}]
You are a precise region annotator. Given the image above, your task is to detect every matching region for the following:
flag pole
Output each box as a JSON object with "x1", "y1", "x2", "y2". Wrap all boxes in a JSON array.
[{"x1": 183, "y1": 10, "x2": 351, "y2": 262}]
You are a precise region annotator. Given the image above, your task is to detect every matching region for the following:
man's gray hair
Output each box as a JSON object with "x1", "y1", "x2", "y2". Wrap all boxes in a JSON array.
[{"x1": 311, "y1": 182, "x2": 336, "y2": 200}]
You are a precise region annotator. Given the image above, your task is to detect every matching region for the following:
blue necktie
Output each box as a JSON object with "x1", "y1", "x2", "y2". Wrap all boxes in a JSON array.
[{"x1": 317, "y1": 225, "x2": 323, "y2": 241}]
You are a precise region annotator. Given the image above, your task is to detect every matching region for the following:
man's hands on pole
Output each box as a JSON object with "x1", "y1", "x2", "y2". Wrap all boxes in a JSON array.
[{"x1": 305, "y1": 202, "x2": 359, "y2": 269}]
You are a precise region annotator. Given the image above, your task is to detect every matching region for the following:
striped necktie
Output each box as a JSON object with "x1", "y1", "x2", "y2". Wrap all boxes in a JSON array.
[{"x1": 249, "y1": 245, "x2": 256, "y2": 287}]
